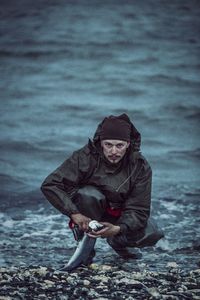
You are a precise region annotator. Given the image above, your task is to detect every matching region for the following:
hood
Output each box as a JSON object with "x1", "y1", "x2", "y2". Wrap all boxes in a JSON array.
[{"x1": 92, "y1": 113, "x2": 141, "y2": 152}]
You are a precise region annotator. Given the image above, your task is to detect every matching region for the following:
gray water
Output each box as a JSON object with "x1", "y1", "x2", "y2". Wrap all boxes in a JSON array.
[{"x1": 0, "y1": 0, "x2": 200, "y2": 271}]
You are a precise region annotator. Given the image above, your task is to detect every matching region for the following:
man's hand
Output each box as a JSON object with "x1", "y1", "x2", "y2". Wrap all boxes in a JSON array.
[
  {"x1": 71, "y1": 213, "x2": 91, "y2": 232},
  {"x1": 87, "y1": 222, "x2": 120, "y2": 238}
]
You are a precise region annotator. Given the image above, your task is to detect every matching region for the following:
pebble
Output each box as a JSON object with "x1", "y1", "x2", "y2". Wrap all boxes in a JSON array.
[
  {"x1": 83, "y1": 279, "x2": 90, "y2": 286},
  {"x1": 147, "y1": 287, "x2": 161, "y2": 298},
  {"x1": 36, "y1": 267, "x2": 48, "y2": 276},
  {"x1": 43, "y1": 280, "x2": 55, "y2": 286},
  {"x1": 89, "y1": 263, "x2": 99, "y2": 270},
  {"x1": 100, "y1": 265, "x2": 113, "y2": 271},
  {"x1": 167, "y1": 262, "x2": 179, "y2": 269},
  {"x1": 190, "y1": 269, "x2": 200, "y2": 276},
  {"x1": 114, "y1": 278, "x2": 144, "y2": 289},
  {"x1": 93, "y1": 275, "x2": 109, "y2": 283}
]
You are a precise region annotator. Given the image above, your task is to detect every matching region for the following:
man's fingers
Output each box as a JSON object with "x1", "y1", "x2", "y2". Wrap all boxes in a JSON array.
[
  {"x1": 94, "y1": 227, "x2": 108, "y2": 234},
  {"x1": 87, "y1": 226, "x2": 108, "y2": 238},
  {"x1": 87, "y1": 233, "x2": 98, "y2": 238},
  {"x1": 101, "y1": 222, "x2": 110, "y2": 226},
  {"x1": 83, "y1": 223, "x2": 89, "y2": 231}
]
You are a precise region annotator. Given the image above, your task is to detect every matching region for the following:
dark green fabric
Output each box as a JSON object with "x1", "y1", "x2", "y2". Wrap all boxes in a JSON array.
[
  {"x1": 67, "y1": 186, "x2": 164, "y2": 248},
  {"x1": 41, "y1": 116, "x2": 152, "y2": 234}
]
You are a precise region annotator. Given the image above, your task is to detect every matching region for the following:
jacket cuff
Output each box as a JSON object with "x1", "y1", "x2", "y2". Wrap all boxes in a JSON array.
[
  {"x1": 119, "y1": 223, "x2": 128, "y2": 234},
  {"x1": 68, "y1": 208, "x2": 80, "y2": 217}
]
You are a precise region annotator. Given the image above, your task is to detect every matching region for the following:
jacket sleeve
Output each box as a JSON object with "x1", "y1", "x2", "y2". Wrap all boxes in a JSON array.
[
  {"x1": 40, "y1": 146, "x2": 91, "y2": 217},
  {"x1": 117, "y1": 158, "x2": 152, "y2": 234}
]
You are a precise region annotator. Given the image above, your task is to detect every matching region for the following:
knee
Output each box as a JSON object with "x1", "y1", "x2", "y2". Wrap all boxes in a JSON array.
[
  {"x1": 78, "y1": 185, "x2": 105, "y2": 201},
  {"x1": 73, "y1": 185, "x2": 105, "y2": 220},
  {"x1": 107, "y1": 234, "x2": 128, "y2": 249}
]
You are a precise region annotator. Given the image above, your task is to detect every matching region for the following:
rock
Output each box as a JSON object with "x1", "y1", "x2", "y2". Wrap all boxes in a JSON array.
[
  {"x1": 53, "y1": 271, "x2": 61, "y2": 275},
  {"x1": 37, "y1": 294, "x2": 47, "y2": 299},
  {"x1": 166, "y1": 262, "x2": 179, "y2": 269},
  {"x1": 147, "y1": 287, "x2": 161, "y2": 298},
  {"x1": 2, "y1": 274, "x2": 12, "y2": 281},
  {"x1": 132, "y1": 271, "x2": 145, "y2": 280},
  {"x1": 43, "y1": 279, "x2": 55, "y2": 286},
  {"x1": 92, "y1": 275, "x2": 109, "y2": 284},
  {"x1": 36, "y1": 267, "x2": 48, "y2": 276},
  {"x1": 80, "y1": 286, "x2": 89, "y2": 293},
  {"x1": 89, "y1": 263, "x2": 99, "y2": 270},
  {"x1": 22, "y1": 270, "x2": 31, "y2": 278},
  {"x1": 190, "y1": 269, "x2": 200, "y2": 276},
  {"x1": 190, "y1": 289, "x2": 200, "y2": 296},
  {"x1": 12, "y1": 291, "x2": 25, "y2": 299},
  {"x1": 88, "y1": 289, "x2": 100, "y2": 298},
  {"x1": 56, "y1": 296, "x2": 69, "y2": 300},
  {"x1": 162, "y1": 295, "x2": 179, "y2": 300},
  {"x1": 184, "y1": 282, "x2": 198, "y2": 289},
  {"x1": 0, "y1": 280, "x2": 10, "y2": 286},
  {"x1": 0, "y1": 268, "x2": 7, "y2": 273},
  {"x1": 164, "y1": 273, "x2": 179, "y2": 283},
  {"x1": 83, "y1": 279, "x2": 90, "y2": 286},
  {"x1": 56, "y1": 284, "x2": 64, "y2": 290},
  {"x1": 100, "y1": 265, "x2": 112, "y2": 272},
  {"x1": 178, "y1": 284, "x2": 188, "y2": 292},
  {"x1": 66, "y1": 276, "x2": 75, "y2": 285},
  {"x1": 95, "y1": 298, "x2": 109, "y2": 300},
  {"x1": 111, "y1": 291, "x2": 129, "y2": 299},
  {"x1": 114, "y1": 278, "x2": 144, "y2": 289},
  {"x1": 98, "y1": 287, "x2": 109, "y2": 294}
]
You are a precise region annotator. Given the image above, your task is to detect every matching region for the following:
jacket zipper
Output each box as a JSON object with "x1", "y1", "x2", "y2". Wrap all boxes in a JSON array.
[{"x1": 115, "y1": 161, "x2": 143, "y2": 192}]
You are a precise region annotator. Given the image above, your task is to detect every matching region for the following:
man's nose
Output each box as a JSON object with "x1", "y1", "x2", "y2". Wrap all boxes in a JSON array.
[{"x1": 111, "y1": 146, "x2": 117, "y2": 154}]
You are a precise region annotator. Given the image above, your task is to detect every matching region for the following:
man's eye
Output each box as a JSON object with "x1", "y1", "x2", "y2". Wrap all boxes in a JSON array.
[
  {"x1": 117, "y1": 144, "x2": 124, "y2": 148},
  {"x1": 105, "y1": 143, "x2": 112, "y2": 147}
]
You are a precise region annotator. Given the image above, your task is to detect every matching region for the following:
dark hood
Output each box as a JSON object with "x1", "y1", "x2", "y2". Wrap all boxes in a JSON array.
[{"x1": 92, "y1": 113, "x2": 141, "y2": 152}]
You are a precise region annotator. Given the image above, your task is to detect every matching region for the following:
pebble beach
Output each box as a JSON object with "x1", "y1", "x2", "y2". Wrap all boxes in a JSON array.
[{"x1": 0, "y1": 263, "x2": 200, "y2": 300}]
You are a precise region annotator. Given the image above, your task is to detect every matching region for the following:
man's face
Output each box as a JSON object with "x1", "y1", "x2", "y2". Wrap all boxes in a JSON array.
[{"x1": 101, "y1": 139, "x2": 130, "y2": 164}]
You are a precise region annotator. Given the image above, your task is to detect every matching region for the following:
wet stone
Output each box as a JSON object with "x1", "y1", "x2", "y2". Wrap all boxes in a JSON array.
[
  {"x1": 83, "y1": 279, "x2": 90, "y2": 286},
  {"x1": 37, "y1": 294, "x2": 47, "y2": 300},
  {"x1": 114, "y1": 278, "x2": 144, "y2": 289},
  {"x1": 167, "y1": 262, "x2": 179, "y2": 269}
]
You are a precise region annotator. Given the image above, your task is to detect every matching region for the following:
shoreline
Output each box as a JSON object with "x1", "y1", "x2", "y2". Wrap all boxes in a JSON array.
[{"x1": 0, "y1": 263, "x2": 199, "y2": 300}]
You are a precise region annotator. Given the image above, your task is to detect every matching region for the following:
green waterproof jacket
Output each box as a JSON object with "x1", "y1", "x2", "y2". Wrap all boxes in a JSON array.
[{"x1": 41, "y1": 114, "x2": 152, "y2": 234}]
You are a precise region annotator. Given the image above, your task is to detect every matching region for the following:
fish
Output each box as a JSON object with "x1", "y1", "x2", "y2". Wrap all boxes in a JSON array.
[{"x1": 59, "y1": 234, "x2": 96, "y2": 272}]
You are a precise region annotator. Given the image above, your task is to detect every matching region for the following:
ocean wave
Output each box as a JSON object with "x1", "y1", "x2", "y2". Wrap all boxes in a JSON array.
[
  {"x1": 0, "y1": 48, "x2": 73, "y2": 59},
  {"x1": 0, "y1": 173, "x2": 25, "y2": 187},
  {"x1": 55, "y1": 103, "x2": 96, "y2": 114},
  {"x1": 162, "y1": 103, "x2": 200, "y2": 118},
  {"x1": 168, "y1": 103, "x2": 199, "y2": 113},
  {"x1": 185, "y1": 111, "x2": 200, "y2": 120},
  {"x1": 0, "y1": 187, "x2": 43, "y2": 210},
  {"x1": 144, "y1": 74, "x2": 200, "y2": 87},
  {"x1": 0, "y1": 139, "x2": 67, "y2": 155},
  {"x1": 145, "y1": 139, "x2": 169, "y2": 148},
  {"x1": 169, "y1": 148, "x2": 200, "y2": 159},
  {"x1": 173, "y1": 243, "x2": 200, "y2": 253},
  {"x1": 1, "y1": 140, "x2": 37, "y2": 152},
  {"x1": 103, "y1": 87, "x2": 144, "y2": 97},
  {"x1": 126, "y1": 56, "x2": 159, "y2": 66}
]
